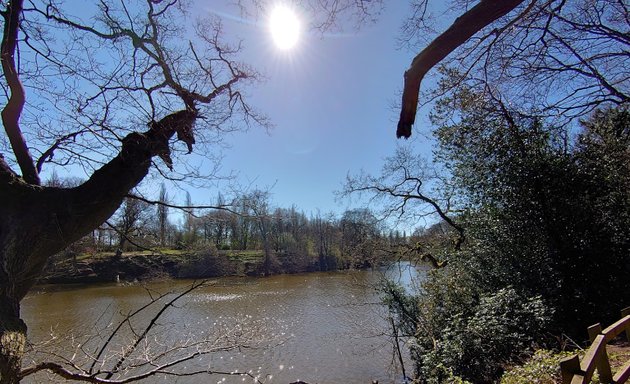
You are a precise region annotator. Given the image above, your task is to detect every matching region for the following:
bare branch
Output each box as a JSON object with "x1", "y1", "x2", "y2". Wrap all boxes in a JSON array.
[
  {"x1": 397, "y1": 0, "x2": 525, "y2": 139},
  {"x1": 126, "y1": 192, "x2": 239, "y2": 217},
  {"x1": 36, "y1": 129, "x2": 87, "y2": 173},
  {"x1": 87, "y1": 288, "x2": 176, "y2": 375},
  {"x1": 1, "y1": 0, "x2": 40, "y2": 184},
  {"x1": 104, "y1": 281, "x2": 206, "y2": 378},
  {"x1": 21, "y1": 358, "x2": 264, "y2": 384},
  {"x1": 21, "y1": 280, "x2": 267, "y2": 384},
  {"x1": 342, "y1": 146, "x2": 464, "y2": 250}
]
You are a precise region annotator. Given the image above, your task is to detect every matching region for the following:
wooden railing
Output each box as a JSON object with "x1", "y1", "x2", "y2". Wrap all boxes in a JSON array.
[{"x1": 560, "y1": 307, "x2": 630, "y2": 384}]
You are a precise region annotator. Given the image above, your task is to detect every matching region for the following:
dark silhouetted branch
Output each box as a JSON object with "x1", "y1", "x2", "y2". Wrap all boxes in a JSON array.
[
  {"x1": 397, "y1": 0, "x2": 525, "y2": 139},
  {"x1": 1, "y1": 0, "x2": 40, "y2": 184}
]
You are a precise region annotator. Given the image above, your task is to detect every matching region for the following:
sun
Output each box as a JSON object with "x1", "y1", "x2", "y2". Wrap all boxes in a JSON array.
[{"x1": 269, "y1": 5, "x2": 301, "y2": 50}]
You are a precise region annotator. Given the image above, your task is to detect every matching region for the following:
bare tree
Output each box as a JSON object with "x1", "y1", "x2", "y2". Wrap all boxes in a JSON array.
[
  {"x1": 312, "y1": 211, "x2": 340, "y2": 271},
  {"x1": 201, "y1": 193, "x2": 231, "y2": 248},
  {"x1": 242, "y1": 190, "x2": 276, "y2": 276},
  {"x1": 341, "y1": 145, "x2": 463, "y2": 266},
  {"x1": 183, "y1": 191, "x2": 198, "y2": 245},
  {"x1": 339, "y1": 208, "x2": 383, "y2": 268},
  {"x1": 157, "y1": 184, "x2": 169, "y2": 247},
  {"x1": 228, "y1": 197, "x2": 254, "y2": 250},
  {"x1": 113, "y1": 196, "x2": 152, "y2": 251},
  {"x1": 0, "y1": 0, "x2": 266, "y2": 382}
]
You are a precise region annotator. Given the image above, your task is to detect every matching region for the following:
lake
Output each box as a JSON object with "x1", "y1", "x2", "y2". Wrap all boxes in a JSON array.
[{"x1": 21, "y1": 263, "x2": 424, "y2": 383}]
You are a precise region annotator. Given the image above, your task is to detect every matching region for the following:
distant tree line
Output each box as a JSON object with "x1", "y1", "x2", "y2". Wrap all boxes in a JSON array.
[{"x1": 53, "y1": 184, "x2": 410, "y2": 274}]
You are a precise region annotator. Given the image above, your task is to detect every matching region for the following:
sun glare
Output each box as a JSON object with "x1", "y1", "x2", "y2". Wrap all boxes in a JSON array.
[{"x1": 269, "y1": 5, "x2": 301, "y2": 50}]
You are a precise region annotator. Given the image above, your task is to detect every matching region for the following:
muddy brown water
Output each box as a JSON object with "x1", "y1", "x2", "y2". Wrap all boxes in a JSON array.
[{"x1": 22, "y1": 263, "x2": 424, "y2": 383}]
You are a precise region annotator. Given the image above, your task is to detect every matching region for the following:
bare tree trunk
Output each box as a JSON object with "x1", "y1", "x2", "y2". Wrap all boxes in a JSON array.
[{"x1": 0, "y1": 296, "x2": 26, "y2": 384}]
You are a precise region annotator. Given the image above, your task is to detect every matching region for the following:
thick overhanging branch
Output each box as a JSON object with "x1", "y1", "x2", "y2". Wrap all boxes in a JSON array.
[
  {"x1": 396, "y1": 0, "x2": 525, "y2": 139},
  {"x1": 0, "y1": 109, "x2": 198, "y2": 301},
  {"x1": 1, "y1": 0, "x2": 40, "y2": 184},
  {"x1": 67, "y1": 108, "x2": 199, "y2": 236}
]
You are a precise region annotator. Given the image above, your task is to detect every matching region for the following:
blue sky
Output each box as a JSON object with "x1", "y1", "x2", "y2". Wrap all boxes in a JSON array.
[{"x1": 187, "y1": 1, "x2": 435, "y2": 216}]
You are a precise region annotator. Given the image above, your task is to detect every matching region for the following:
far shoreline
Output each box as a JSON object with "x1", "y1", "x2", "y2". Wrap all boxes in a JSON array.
[{"x1": 37, "y1": 248, "x2": 387, "y2": 286}]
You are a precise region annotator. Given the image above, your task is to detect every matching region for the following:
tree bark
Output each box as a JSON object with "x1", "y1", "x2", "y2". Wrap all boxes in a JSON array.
[
  {"x1": 0, "y1": 296, "x2": 25, "y2": 384},
  {"x1": 397, "y1": 0, "x2": 525, "y2": 139},
  {"x1": 1, "y1": 0, "x2": 40, "y2": 185},
  {"x1": 0, "y1": 109, "x2": 197, "y2": 382}
]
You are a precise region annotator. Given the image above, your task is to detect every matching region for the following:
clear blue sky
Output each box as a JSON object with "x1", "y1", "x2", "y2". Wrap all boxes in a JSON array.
[{"x1": 186, "y1": 1, "x2": 435, "y2": 216}]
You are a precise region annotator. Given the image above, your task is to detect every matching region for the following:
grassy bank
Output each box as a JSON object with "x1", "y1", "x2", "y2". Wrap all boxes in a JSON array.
[{"x1": 39, "y1": 248, "x2": 276, "y2": 284}]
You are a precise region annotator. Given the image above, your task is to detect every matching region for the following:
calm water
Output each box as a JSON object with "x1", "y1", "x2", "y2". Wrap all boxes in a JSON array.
[{"x1": 22, "y1": 263, "x2": 424, "y2": 384}]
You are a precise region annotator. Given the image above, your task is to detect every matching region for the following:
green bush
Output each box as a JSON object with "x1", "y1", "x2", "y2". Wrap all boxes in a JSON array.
[
  {"x1": 500, "y1": 349, "x2": 577, "y2": 384},
  {"x1": 417, "y1": 287, "x2": 551, "y2": 383},
  {"x1": 381, "y1": 269, "x2": 552, "y2": 383}
]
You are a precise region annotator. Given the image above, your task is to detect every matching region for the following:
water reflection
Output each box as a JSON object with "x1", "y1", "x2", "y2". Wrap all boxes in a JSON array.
[
  {"x1": 383, "y1": 261, "x2": 428, "y2": 293},
  {"x1": 22, "y1": 264, "x2": 423, "y2": 383}
]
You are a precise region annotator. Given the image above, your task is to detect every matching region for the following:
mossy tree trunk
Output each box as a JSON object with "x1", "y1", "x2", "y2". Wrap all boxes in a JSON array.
[{"x1": 0, "y1": 296, "x2": 25, "y2": 384}]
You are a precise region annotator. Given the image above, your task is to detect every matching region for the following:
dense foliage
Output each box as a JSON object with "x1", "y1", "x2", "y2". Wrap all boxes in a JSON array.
[
  {"x1": 499, "y1": 349, "x2": 577, "y2": 384},
  {"x1": 383, "y1": 98, "x2": 630, "y2": 383}
]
